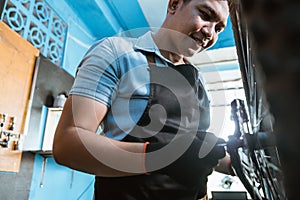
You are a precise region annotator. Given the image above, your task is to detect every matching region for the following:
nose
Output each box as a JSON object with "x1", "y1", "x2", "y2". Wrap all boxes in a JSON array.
[{"x1": 202, "y1": 23, "x2": 214, "y2": 41}]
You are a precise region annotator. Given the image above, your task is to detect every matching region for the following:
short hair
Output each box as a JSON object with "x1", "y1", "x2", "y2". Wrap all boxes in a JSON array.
[
  {"x1": 168, "y1": 0, "x2": 231, "y2": 14},
  {"x1": 182, "y1": 0, "x2": 231, "y2": 6},
  {"x1": 182, "y1": 0, "x2": 192, "y2": 5}
]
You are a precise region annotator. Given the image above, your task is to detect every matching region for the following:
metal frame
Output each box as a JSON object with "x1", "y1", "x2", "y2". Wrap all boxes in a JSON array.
[{"x1": 227, "y1": 1, "x2": 287, "y2": 199}]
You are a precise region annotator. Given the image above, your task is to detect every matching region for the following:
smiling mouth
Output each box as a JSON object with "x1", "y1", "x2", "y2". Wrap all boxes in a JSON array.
[{"x1": 191, "y1": 36, "x2": 204, "y2": 47}]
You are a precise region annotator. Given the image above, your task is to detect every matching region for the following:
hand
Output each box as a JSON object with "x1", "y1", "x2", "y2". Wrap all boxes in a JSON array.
[{"x1": 145, "y1": 131, "x2": 226, "y2": 187}]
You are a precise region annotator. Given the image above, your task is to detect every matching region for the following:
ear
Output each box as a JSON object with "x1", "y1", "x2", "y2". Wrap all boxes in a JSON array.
[{"x1": 167, "y1": 0, "x2": 182, "y2": 14}]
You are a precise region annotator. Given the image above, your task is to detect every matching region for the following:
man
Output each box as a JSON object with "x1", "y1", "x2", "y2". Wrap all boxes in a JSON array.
[{"x1": 53, "y1": 0, "x2": 230, "y2": 199}]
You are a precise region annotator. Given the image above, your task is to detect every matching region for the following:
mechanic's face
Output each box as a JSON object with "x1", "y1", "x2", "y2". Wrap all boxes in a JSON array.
[{"x1": 167, "y1": 0, "x2": 229, "y2": 56}]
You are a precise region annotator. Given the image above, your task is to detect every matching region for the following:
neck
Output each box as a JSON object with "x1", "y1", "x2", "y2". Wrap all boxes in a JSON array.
[
  {"x1": 160, "y1": 50, "x2": 185, "y2": 65},
  {"x1": 152, "y1": 30, "x2": 185, "y2": 65}
]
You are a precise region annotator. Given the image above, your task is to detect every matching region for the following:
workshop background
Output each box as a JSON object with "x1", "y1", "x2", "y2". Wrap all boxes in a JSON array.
[{"x1": 0, "y1": 0, "x2": 247, "y2": 199}]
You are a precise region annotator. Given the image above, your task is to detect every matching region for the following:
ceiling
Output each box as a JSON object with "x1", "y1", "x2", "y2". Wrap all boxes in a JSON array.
[
  {"x1": 63, "y1": 0, "x2": 235, "y2": 50},
  {"x1": 63, "y1": 0, "x2": 167, "y2": 38}
]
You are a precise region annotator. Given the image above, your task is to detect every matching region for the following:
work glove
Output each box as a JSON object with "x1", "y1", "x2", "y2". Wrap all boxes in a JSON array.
[{"x1": 144, "y1": 131, "x2": 226, "y2": 187}]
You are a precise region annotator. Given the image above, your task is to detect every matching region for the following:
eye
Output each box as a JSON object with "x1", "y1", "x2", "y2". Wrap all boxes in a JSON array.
[
  {"x1": 215, "y1": 24, "x2": 225, "y2": 34},
  {"x1": 199, "y1": 10, "x2": 210, "y2": 21}
]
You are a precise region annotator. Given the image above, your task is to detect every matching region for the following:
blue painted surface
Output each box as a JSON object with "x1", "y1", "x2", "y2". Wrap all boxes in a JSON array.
[
  {"x1": 63, "y1": 0, "x2": 122, "y2": 38},
  {"x1": 62, "y1": 20, "x2": 94, "y2": 76},
  {"x1": 29, "y1": 154, "x2": 95, "y2": 200},
  {"x1": 44, "y1": 0, "x2": 95, "y2": 76},
  {"x1": 1, "y1": 0, "x2": 68, "y2": 66},
  {"x1": 103, "y1": 0, "x2": 150, "y2": 37},
  {"x1": 137, "y1": 0, "x2": 168, "y2": 28}
]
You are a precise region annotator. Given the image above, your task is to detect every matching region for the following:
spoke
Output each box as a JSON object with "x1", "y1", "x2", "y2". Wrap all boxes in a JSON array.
[
  {"x1": 228, "y1": 1, "x2": 287, "y2": 199},
  {"x1": 228, "y1": 99, "x2": 286, "y2": 199}
]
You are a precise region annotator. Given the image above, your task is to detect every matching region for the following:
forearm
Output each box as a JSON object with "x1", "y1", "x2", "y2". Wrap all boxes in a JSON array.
[{"x1": 53, "y1": 126, "x2": 145, "y2": 177}]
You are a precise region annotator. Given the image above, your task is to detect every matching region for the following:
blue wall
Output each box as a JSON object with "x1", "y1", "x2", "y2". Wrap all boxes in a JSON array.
[
  {"x1": 29, "y1": 155, "x2": 94, "y2": 200},
  {"x1": 28, "y1": 1, "x2": 96, "y2": 199},
  {"x1": 45, "y1": 0, "x2": 95, "y2": 76}
]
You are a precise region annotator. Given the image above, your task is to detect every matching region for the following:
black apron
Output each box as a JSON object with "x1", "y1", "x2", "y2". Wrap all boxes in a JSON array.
[{"x1": 94, "y1": 53, "x2": 210, "y2": 200}]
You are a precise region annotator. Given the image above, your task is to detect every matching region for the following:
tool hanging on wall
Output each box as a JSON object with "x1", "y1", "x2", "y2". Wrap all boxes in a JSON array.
[{"x1": 0, "y1": 113, "x2": 22, "y2": 150}]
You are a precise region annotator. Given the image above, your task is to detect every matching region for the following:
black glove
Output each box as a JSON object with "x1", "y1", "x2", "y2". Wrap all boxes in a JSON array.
[
  {"x1": 144, "y1": 131, "x2": 226, "y2": 187},
  {"x1": 197, "y1": 176, "x2": 209, "y2": 199}
]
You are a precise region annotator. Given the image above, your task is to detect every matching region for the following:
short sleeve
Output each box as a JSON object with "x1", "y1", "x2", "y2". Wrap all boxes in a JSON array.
[{"x1": 69, "y1": 38, "x2": 120, "y2": 107}]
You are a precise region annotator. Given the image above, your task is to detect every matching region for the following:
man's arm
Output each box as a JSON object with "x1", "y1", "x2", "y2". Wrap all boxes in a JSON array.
[{"x1": 52, "y1": 94, "x2": 145, "y2": 177}]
